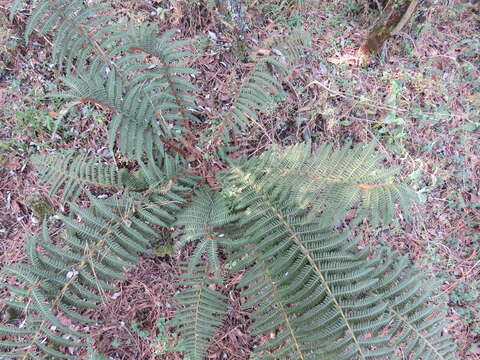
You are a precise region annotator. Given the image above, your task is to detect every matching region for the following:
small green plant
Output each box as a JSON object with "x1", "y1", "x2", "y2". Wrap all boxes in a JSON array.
[
  {"x1": 151, "y1": 318, "x2": 189, "y2": 357},
  {"x1": 25, "y1": 194, "x2": 54, "y2": 219},
  {"x1": 0, "y1": 1, "x2": 457, "y2": 360},
  {"x1": 15, "y1": 108, "x2": 56, "y2": 136}
]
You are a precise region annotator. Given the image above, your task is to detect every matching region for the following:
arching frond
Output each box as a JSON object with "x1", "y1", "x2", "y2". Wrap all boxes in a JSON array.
[
  {"x1": 0, "y1": 163, "x2": 193, "y2": 358},
  {"x1": 173, "y1": 262, "x2": 228, "y2": 360},
  {"x1": 26, "y1": 2, "x2": 198, "y2": 158},
  {"x1": 230, "y1": 141, "x2": 417, "y2": 227},
  {"x1": 25, "y1": 0, "x2": 115, "y2": 72},
  {"x1": 224, "y1": 164, "x2": 454, "y2": 360},
  {"x1": 269, "y1": 27, "x2": 312, "y2": 68},
  {"x1": 210, "y1": 58, "x2": 284, "y2": 145},
  {"x1": 121, "y1": 25, "x2": 200, "y2": 131}
]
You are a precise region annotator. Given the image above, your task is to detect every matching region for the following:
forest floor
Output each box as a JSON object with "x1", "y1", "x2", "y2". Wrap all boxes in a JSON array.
[{"x1": 0, "y1": 0, "x2": 479, "y2": 359}]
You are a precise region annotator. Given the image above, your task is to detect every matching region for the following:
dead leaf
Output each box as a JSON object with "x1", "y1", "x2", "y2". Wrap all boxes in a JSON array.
[
  {"x1": 327, "y1": 53, "x2": 362, "y2": 66},
  {"x1": 3, "y1": 156, "x2": 22, "y2": 171},
  {"x1": 255, "y1": 48, "x2": 271, "y2": 56}
]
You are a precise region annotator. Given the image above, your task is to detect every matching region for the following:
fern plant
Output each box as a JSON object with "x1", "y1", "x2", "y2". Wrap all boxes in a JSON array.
[{"x1": 0, "y1": 1, "x2": 456, "y2": 359}]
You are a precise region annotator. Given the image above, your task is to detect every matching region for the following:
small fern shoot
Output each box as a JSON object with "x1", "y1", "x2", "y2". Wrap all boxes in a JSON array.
[{"x1": 174, "y1": 188, "x2": 239, "y2": 280}]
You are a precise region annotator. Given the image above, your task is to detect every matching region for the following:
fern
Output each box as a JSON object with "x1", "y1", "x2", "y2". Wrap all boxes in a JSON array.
[
  {"x1": 208, "y1": 29, "x2": 309, "y2": 151},
  {"x1": 50, "y1": 24, "x2": 199, "y2": 158},
  {"x1": 9, "y1": 0, "x2": 24, "y2": 21},
  {"x1": 269, "y1": 27, "x2": 312, "y2": 68},
  {"x1": 25, "y1": 1, "x2": 114, "y2": 72},
  {"x1": 0, "y1": 1, "x2": 458, "y2": 359},
  {"x1": 0, "y1": 153, "x2": 197, "y2": 358},
  {"x1": 57, "y1": 67, "x2": 172, "y2": 158},
  {"x1": 209, "y1": 57, "x2": 284, "y2": 147},
  {"x1": 26, "y1": 0, "x2": 198, "y2": 158},
  {"x1": 174, "y1": 188, "x2": 238, "y2": 280}
]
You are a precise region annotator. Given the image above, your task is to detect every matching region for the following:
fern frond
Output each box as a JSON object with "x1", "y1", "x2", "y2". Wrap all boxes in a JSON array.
[
  {"x1": 49, "y1": 23, "x2": 200, "y2": 158},
  {"x1": 173, "y1": 262, "x2": 228, "y2": 360},
  {"x1": 6, "y1": 1, "x2": 457, "y2": 358},
  {"x1": 208, "y1": 29, "x2": 310, "y2": 147},
  {"x1": 26, "y1": 3, "x2": 199, "y2": 157},
  {"x1": 134, "y1": 149, "x2": 199, "y2": 194},
  {"x1": 32, "y1": 152, "x2": 133, "y2": 202},
  {"x1": 9, "y1": 0, "x2": 24, "y2": 21},
  {"x1": 368, "y1": 255, "x2": 457, "y2": 360},
  {"x1": 121, "y1": 25, "x2": 200, "y2": 130},
  {"x1": 56, "y1": 68, "x2": 171, "y2": 159},
  {"x1": 25, "y1": 0, "x2": 114, "y2": 72},
  {"x1": 269, "y1": 27, "x2": 312, "y2": 68},
  {"x1": 210, "y1": 58, "x2": 284, "y2": 145},
  {"x1": 224, "y1": 162, "x2": 453, "y2": 359},
  {"x1": 0, "y1": 165, "x2": 191, "y2": 358}
]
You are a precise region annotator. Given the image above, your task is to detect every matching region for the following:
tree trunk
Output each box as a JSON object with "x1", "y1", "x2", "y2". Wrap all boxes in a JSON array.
[{"x1": 357, "y1": 0, "x2": 419, "y2": 65}]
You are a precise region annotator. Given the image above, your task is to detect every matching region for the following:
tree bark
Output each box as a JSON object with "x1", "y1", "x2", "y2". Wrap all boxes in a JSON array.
[{"x1": 357, "y1": 0, "x2": 419, "y2": 65}]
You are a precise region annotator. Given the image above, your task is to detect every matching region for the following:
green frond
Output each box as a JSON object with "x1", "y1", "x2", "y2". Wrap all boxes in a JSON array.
[
  {"x1": 269, "y1": 27, "x2": 312, "y2": 68},
  {"x1": 0, "y1": 340, "x2": 28, "y2": 348},
  {"x1": 173, "y1": 262, "x2": 228, "y2": 360},
  {"x1": 211, "y1": 58, "x2": 283, "y2": 143},
  {"x1": 0, "y1": 164, "x2": 190, "y2": 358},
  {"x1": 224, "y1": 163, "x2": 452, "y2": 359},
  {"x1": 26, "y1": 2, "x2": 199, "y2": 157},
  {"x1": 0, "y1": 325, "x2": 34, "y2": 336},
  {"x1": 9, "y1": 0, "x2": 24, "y2": 21},
  {"x1": 135, "y1": 152, "x2": 199, "y2": 195},
  {"x1": 25, "y1": 0, "x2": 114, "y2": 71},
  {"x1": 56, "y1": 69, "x2": 170, "y2": 159},
  {"x1": 51, "y1": 7, "x2": 114, "y2": 71},
  {"x1": 32, "y1": 151, "x2": 129, "y2": 202},
  {"x1": 121, "y1": 25, "x2": 200, "y2": 128},
  {"x1": 367, "y1": 255, "x2": 457, "y2": 360},
  {"x1": 201, "y1": 29, "x2": 309, "y2": 152}
]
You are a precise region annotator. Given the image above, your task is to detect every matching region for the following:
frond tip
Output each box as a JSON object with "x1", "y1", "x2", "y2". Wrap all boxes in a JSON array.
[{"x1": 173, "y1": 262, "x2": 228, "y2": 360}]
